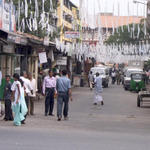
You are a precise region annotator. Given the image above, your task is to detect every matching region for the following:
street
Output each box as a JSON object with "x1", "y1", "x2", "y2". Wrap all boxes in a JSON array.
[{"x1": 1, "y1": 84, "x2": 150, "y2": 150}]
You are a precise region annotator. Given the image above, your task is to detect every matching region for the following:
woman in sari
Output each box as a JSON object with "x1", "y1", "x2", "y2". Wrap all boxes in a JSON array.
[
  {"x1": 11, "y1": 73, "x2": 27, "y2": 126},
  {"x1": 94, "y1": 72, "x2": 104, "y2": 106}
]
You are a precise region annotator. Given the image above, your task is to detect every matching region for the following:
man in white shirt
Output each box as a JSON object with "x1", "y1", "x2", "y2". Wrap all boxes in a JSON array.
[
  {"x1": 28, "y1": 73, "x2": 37, "y2": 115},
  {"x1": 20, "y1": 71, "x2": 33, "y2": 112}
]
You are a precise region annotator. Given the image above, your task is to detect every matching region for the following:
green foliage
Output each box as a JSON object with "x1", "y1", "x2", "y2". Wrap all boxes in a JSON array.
[{"x1": 105, "y1": 23, "x2": 145, "y2": 45}]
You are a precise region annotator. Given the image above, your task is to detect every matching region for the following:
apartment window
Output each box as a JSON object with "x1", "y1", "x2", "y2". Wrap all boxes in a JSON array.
[
  {"x1": 63, "y1": 12, "x2": 72, "y2": 24},
  {"x1": 64, "y1": 0, "x2": 72, "y2": 10}
]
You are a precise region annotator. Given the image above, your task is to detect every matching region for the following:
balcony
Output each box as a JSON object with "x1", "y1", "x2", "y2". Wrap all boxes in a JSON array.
[
  {"x1": 63, "y1": 5, "x2": 73, "y2": 17},
  {"x1": 63, "y1": 19, "x2": 72, "y2": 29}
]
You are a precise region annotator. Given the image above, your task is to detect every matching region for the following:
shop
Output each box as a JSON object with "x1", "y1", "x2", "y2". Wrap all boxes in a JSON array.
[{"x1": 0, "y1": 30, "x2": 28, "y2": 77}]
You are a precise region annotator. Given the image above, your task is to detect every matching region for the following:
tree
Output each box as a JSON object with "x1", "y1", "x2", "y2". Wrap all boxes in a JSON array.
[{"x1": 105, "y1": 23, "x2": 145, "y2": 45}]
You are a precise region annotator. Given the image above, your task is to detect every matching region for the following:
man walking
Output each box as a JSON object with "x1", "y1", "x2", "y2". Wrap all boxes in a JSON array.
[
  {"x1": 88, "y1": 71, "x2": 94, "y2": 90},
  {"x1": 94, "y1": 72, "x2": 104, "y2": 106},
  {"x1": 28, "y1": 73, "x2": 37, "y2": 115},
  {"x1": 43, "y1": 70, "x2": 56, "y2": 116},
  {"x1": 20, "y1": 71, "x2": 33, "y2": 110},
  {"x1": 56, "y1": 70, "x2": 72, "y2": 121},
  {"x1": 3, "y1": 75, "x2": 13, "y2": 121},
  {"x1": 111, "y1": 71, "x2": 116, "y2": 85}
]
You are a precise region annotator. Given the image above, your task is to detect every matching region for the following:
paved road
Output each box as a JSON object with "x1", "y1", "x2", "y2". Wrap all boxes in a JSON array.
[{"x1": 1, "y1": 84, "x2": 150, "y2": 150}]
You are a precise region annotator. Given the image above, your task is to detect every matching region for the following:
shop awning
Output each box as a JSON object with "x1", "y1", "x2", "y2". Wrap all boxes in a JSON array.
[
  {"x1": 0, "y1": 29, "x2": 27, "y2": 46},
  {"x1": 0, "y1": 52, "x2": 24, "y2": 56},
  {"x1": 28, "y1": 38, "x2": 43, "y2": 45}
]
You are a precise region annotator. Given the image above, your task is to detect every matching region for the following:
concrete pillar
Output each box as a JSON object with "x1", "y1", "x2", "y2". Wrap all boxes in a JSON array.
[
  {"x1": 6, "y1": 56, "x2": 11, "y2": 75},
  {"x1": 1, "y1": 55, "x2": 6, "y2": 77},
  {"x1": 35, "y1": 57, "x2": 38, "y2": 83},
  {"x1": 11, "y1": 56, "x2": 15, "y2": 76}
]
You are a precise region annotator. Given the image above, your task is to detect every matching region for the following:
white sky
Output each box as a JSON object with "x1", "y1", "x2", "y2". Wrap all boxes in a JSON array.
[{"x1": 70, "y1": 0, "x2": 147, "y2": 16}]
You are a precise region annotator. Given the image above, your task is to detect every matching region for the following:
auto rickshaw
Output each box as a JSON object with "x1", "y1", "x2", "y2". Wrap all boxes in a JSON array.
[{"x1": 130, "y1": 72, "x2": 146, "y2": 92}]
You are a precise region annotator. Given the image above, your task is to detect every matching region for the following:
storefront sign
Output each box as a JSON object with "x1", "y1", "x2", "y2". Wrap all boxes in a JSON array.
[
  {"x1": 43, "y1": 37, "x2": 50, "y2": 46},
  {"x1": 0, "y1": 0, "x2": 2, "y2": 29},
  {"x1": 64, "y1": 31, "x2": 80, "y2": 39},
  {"x1": 147, "y1": 1, "x2": 150, "y2": 28},
  {"x1": 39, "y1": 52, "x2": 47, "y2": 64},
  {"x1": 56, "y1": 57, "x2": 67, "y2": 66},
  {"x1": 0, "y1": 1, "x2": 16, "y2": 32},
  {"x1": 2, "y1": 2, "x2": 9, "y2": 31},
  {"x1": 7, "y1": 34, "x2": 27, "y2": 45},
  {"x1": 3, "y1": 44, "x2": 14, "y2": 53}
]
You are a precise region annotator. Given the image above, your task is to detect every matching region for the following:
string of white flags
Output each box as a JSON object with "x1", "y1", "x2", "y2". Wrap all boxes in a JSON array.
[
  {"x1": 15, "y1": 0, "x2": 55, "y2": 36},
  {"x1": 78, "y1": 0, "x2": 149, "y2": 63},
  {"x1": 12, "y1": 0, "x2": 150, "y2": 63}
]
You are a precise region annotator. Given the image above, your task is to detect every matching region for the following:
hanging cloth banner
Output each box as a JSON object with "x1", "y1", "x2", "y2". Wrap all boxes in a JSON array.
[
  {"x1": 35, "y1": 0, "x2": 39, "y2": 17},
  {"x1": 49, "y1": 0, "x2": 53, "y2": 12},
  {"x1": 127, "y1": 1, "x2": 130, "y2": 33},
  {"x1": 137, "y1": 24, "x2": 140, "y2": 39},
  {"x1": 112, "y1": 2, "x2": 115, "y2": 35},
  {"x1": 25, "y1": 0, "x2": 28, "y2": 18},
  {"x1": 42, "y1": 0, "x2": 45, "y2": 12}
]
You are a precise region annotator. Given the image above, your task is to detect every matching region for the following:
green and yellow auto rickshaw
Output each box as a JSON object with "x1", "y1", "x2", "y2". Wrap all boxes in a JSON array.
[{"x1": 130, "y1": 72, "x2": 146, "y2": 92}]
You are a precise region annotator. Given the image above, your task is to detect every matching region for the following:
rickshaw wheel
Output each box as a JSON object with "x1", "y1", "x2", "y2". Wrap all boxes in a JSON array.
[{"x1": 137, "y1": 95, "x2": 141, "y2": 107}]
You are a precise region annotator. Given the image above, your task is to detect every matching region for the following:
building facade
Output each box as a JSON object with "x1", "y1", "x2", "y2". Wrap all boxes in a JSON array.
[{"x1": 57, "y1": 0, "x2": 81, "y2": 44}]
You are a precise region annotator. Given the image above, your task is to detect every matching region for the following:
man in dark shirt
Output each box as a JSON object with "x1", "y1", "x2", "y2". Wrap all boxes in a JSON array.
[{"x1": 3, "y1": 75, "x2": 13, "y2": 121}]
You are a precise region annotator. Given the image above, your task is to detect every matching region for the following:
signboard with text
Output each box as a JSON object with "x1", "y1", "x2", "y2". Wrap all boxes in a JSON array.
[
  {"x1": 39, "y1": 52, "x2": 48, "y2": 64},
  {"x1": 7, "y1": 34, "x2": 27, "y2": 45},
  {"x1": 147, "y1": 1, "x2": 150, "y2": 29},
  {"x1": 0, "y1": 0, "x2": 16, "y2": 32},
  {"x1": 56, "y1": 57, "x2": 67, "y2": 66},
  {"x1": 64, "y1": 31, "x2": 80, "y2": 39},
  {"x1": 43, "y1": 37, "x2": 50, "y2": 46},
  {"x1": 2, "y1": 2, "x2": 9, "y2": 31},
  {"x1": 0, "y1": 0, "x2": 2, "y2": 29}
]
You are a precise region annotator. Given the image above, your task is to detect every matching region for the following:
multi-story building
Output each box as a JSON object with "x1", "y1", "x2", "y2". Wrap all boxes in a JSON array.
[{"x1": 57, "y1": 0, "x2": 81, "y2": 44}]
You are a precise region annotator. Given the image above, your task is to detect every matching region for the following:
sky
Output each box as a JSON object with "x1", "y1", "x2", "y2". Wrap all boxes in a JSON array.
[{"x1": 70, "y1": 0, "x2": 147, "y2": 16}]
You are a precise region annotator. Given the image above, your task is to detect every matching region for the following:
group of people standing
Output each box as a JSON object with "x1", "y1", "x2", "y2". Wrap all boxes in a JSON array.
[
  {"x1": 3, "y1": 71, "x2": 37, "y2": 126},
  {"x1": 2, "y1": 69, "x2": 72, "y2": 126}
]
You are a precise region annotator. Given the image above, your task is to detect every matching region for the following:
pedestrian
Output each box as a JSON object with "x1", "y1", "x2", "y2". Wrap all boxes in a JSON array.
[
  {"x1": 20, "y1": 71, "x2": 33, "y2": 112},
  {"x1": 56, "y1": 70, "x2": 72, "y2": 121},
  {"x1": 93, "y1": 72, "x2": 104, "y2": 106},
  {"x1": 116, "y1": 70, "x2": 121, "y2": 85},
  {"x1": 11, "y1": 73, "x2": 28, "y2": 126},
  {"x1": 38, "y1": 70, "x2": 44, "y2": 94},
  {"x1": 145, "y1": 70, "x2": 149, "y2": 84},
  {"x1": 3, "y1": 75, "x2": 13, "y2": 121},
  {"x1": 88, "y1": 71, "x2": 94, "y2": 90},
  {"x1": 0, "y1": 70, "x2": 2, "y2": 86},
  {"x1": 28, "y1": 73, "x2": 37, "y2": 115},
  {"x1": 43, "y1": 69, "x2": 56, "y2": 116},
  {"x1": 0, "y1": 70, "x2": 3, "y2": 117},
  {"x1": 111, "y1": 71, "x2": 116, "y2": 84}
]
